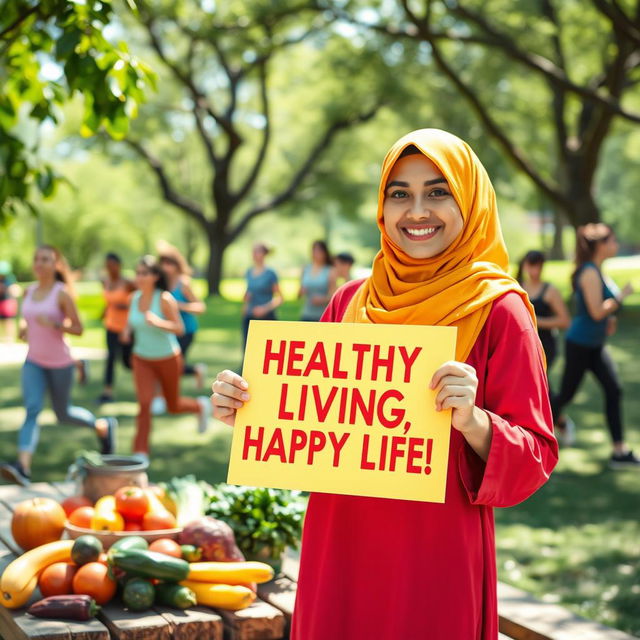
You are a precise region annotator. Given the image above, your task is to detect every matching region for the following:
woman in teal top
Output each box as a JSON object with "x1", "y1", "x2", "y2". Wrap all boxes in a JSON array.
[
  {"x1": 299, "y1": 240, "x2": 337, "y2": 321},
  {"x1": 551, "y1": 224, "x2": 637, "y2": 468},
  {"x1": 122, "y1": 256, "x2": 210, "y2": 456}
]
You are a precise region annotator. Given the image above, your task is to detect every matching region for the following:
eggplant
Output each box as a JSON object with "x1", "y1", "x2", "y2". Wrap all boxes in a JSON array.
[{"x1": 27, "y1": 595, "x2": 100, "y2": 621}]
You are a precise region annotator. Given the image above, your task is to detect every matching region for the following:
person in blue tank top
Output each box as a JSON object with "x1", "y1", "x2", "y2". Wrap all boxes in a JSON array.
[
  {"x1": 122, "y1": 256, "x2": 211, "y2": 458},
  {"x1": 299, "y1": 240, "x2": 337, "y2": 321},
  {"x1": 242, "y1": 243, "x2": 282, "y2": 351},
  {"x1": 551, "y1": 224, "x2": 637, "y2": 468},
  {"x1": 159, "y1": 244, "x2": 207, "y2": 389}
]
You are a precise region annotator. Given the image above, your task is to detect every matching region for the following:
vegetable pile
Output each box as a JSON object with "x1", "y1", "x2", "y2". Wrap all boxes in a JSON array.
[{"x1": 206, "y1": 485, "x2": 306, "y2": 560}]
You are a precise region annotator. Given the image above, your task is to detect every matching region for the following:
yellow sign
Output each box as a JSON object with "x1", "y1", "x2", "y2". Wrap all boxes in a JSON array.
[{"x1": 227, "y1": 321, "x2": 457, "y2": 503}]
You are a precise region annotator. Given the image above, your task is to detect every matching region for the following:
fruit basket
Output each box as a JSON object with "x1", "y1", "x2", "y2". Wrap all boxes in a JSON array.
[{"x1": 64, "y1": 523, "x2": 182, "y2": 549}]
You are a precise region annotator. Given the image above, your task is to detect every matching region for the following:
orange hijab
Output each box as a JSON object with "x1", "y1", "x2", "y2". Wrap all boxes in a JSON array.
[{"x1": 343, "y1": 128, "x2": 535, "y2": 361}]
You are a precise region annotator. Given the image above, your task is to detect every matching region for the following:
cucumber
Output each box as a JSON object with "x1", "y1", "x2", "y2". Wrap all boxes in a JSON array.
[
  {"x1": 110, "y1": 549, "x2": 190, "y2": 582},
  {"x1": 122, "y1": 578, "x2": 155, "y2": 611},
  {"x1": 155, "y1": 583, "x2": 197, "y2": 609},
  {"x1": 110, "y1": 536, "x2": 149, "y2": 553}
]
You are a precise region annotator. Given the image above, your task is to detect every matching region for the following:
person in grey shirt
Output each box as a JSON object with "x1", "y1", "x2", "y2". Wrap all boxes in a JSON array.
[{"x1": 299, "y1": 240, "x2": 337, "y2": 321}]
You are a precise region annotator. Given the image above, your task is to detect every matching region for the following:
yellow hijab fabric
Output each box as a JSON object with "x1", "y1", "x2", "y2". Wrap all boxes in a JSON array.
[{"x1": 343, "y1": 128, "x2": 535, "y2": 361}]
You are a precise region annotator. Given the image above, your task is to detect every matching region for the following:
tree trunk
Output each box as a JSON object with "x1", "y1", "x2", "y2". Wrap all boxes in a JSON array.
[
  {"x1": 549, "y1": 208, "x2": 565, "y2": 260},
  {"x1": 205, "y1": 225, "x2": 227, "y2": 297}
]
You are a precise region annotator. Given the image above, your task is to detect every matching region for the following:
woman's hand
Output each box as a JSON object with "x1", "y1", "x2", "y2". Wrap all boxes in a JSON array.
[
  {"x1": 430, "y1": 361, "x2": 492, "y2": 460},
  {"x1": 620, "y1": 282, "x2": 634, "y2": 300},
  {"x1": 211, "y1": 370, "x2": 250, "y2": 427},
  {"x1": 120, "y1": 328, "x2": 132, "y2": 344},
  {"x1": 145, "y1": 310, "x2": 162, "y2": 327},
  {"x1": 251, "y1": 305, "x2": 268, "y2": 319},
  {"x1": 606, "y1": 315, "x2": 618, "y2": 336}
]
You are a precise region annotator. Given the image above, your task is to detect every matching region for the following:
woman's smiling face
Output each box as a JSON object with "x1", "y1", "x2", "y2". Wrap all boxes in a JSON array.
[{"x1": 382, "y1": 153, "x2": 463, "y2": 260}]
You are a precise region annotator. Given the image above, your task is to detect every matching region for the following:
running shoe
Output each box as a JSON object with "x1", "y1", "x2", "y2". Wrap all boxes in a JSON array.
[
  {"x1": 0, "y1": 461, "x2": 31, "y2": 487},
  {"x1": 197, "y1": 395, "x2": 212, "y2": 434},
  {"x1": 609, "y1": 450, "x2": 640, "y2": 470},
  {"x1": 98, "y1": 417, "x2": 118, "y2": 455}
]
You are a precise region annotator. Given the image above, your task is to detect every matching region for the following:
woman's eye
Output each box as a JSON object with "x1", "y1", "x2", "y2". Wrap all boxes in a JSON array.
[
  {"x1": 389, "y1": 190, "x2": 408, "y2": 199},
  {"x1": 429, "y1": 188, "x2": 449, "y2": 198}
]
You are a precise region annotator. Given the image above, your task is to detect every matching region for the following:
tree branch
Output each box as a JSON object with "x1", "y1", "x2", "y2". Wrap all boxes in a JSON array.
[
  {"x1": 233, "y1": 61, "x2": 271, "y2": 205},
  {"x1": 399, "y1": 0, "x2": 568, "y2": 209},
  {"x1": 124, "y1": 139, "x2": 208, "y2": 227},
  {"x1": 592, "y1": 0, "x2": 640, "y2": 47},
  {"x1": 0, "y1": 3, "x2": 40, "y2": 39},
  {"x1": 227, "y1": 104, "x2": 383, "y2": 243}
]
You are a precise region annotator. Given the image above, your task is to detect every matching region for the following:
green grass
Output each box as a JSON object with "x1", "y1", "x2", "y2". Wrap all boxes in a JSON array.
[{"x1": 1, "y1": 270, "x2": 639, "y2": 634}]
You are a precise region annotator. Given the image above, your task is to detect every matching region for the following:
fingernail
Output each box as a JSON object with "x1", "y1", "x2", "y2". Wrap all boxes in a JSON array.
[
  {"x1": 241, "y1": 380, "x2": 249, "y2": 389},
  {"x1": 241, "y1": 392, "x2": 250, "y2": 401}
]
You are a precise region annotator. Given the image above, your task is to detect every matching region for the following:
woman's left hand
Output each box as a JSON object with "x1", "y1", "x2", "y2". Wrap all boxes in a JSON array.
[{"x1": 430, "y1": 361, "x2": 481, "y2": 433}]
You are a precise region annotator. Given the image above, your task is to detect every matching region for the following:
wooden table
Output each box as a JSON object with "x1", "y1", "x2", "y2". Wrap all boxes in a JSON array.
[
  {"x1": 1, "y1": 481, "x2": 637, "y2": 640},
  {"x1": 0, "y1": 482, "x2": 285, "y2": 640}
]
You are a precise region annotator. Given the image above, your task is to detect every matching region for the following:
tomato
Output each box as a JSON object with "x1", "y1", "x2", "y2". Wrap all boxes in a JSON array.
[
  {"x1": 60, "y1": 495, "x2": 93, "y2": 518},
  {"x1": 115, "y1": 486, "x2": 149, "y2": 521},
  {"x1": 68, "y1": 506, "x2": 95, "y2": 529},
  {"x1": 72, "y1": 562, "x2": 117, "y2": 605},
  {"x1": 124, "y1": 520, "x2": 143, "y2": 531},
  {"x1": 142, "y1": 511, "x2": 177, "y2": 531},
  {"x1": 90, "y1": 511, "x2": 125, "y2": 532},
  {"x1": 148, "y1": 538, "x2": 182, "y2": 558},
  {"x1": 38, "y1": 562, "x2": 77, "y2": 597}
]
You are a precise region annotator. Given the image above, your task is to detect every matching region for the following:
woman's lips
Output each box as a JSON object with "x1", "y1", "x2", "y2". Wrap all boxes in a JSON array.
[{"x1": 401, "y1": 225, "x2": 440, "y2": 241}]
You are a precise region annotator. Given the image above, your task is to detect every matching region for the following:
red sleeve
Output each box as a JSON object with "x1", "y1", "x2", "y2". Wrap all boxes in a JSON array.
[
  {"x1": 458, "y1": 293, "x2": 558, "y2": 508},
  {"x1": 320, "y1": 279, "x2": 365, "y2": 323}
]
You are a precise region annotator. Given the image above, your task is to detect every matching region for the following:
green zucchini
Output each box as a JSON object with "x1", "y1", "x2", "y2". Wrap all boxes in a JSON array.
[
  {"x1": 155, "y1": 583, "x2": 197, "y2": 609},
  {"x1": 110, "y1": 536, "x2": 149, "y2": 553},
  {"x1": 110, "y1": 549, "x2": 190, "y2": 582}
]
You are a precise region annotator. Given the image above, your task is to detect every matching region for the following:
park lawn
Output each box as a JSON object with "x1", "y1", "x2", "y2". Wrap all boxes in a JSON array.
[{"x1": 1, "y1": 272, "x2": 639, "y2": 634}]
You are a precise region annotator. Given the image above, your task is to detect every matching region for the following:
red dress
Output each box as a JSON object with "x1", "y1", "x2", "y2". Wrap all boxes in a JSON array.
[{"x1": 290, "y1": 280, "x2": 558, "y2": 640}]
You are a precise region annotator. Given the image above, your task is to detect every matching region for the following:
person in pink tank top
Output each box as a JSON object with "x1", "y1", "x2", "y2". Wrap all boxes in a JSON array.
[{"x1": 0, "y1": 245, "x2": 118, "y2": 487}]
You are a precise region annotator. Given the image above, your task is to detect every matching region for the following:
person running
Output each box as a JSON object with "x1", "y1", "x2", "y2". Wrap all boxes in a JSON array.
[
  {"x1": 122, "y1": 255, "x2": 210, "y2": 457},
  {"x1": 334, "y1": 252, "x2": 355, "y2": 284},
  {"x1": 212, "y1": 129, "x2": 558, "y2": 640},
  {"x1": 0, "y1": 245, "x2": 117, "y2": 486},
  {"x1": 158, "y1": 243, "x2": 207, "y2": 388},
  {"x1": 552, "y1": 224, "x2": 638, "y2": 468},
  {"x1": 242, "y1": 243, "x2": 282, "y2": 350},
  {"x1": 98, "y1": 253, "x2": 135, "y2": 404}
]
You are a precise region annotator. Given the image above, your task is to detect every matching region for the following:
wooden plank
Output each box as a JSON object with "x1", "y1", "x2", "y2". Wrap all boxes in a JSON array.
[
  {"x1": 0, "y1": 501, "x2": 20, "y2": 554},
  {"x1": 498, "y1": 581, "x2": 638, "y2": 640},
  {"x1": 154, "y1": 605, "x2": 224, "y2": 640},
  {"x1": 0, "y1": 539, "x2": 109, "y2": 640},
  {"x1": 51, "y1": 481, "x2": 78, "y2": 499},
  {"x1": 257, "y1": 576, "x2": 296, "y2": 635},
  {"x1": 0, "y1": 483, "x2": 65, "y2": 510},
  {"x1": 215, "y1": 598, "x2": 285, "y2": 640},
  {"x1": 98, "y1": 603, "x2": 172, "y2": 640}
]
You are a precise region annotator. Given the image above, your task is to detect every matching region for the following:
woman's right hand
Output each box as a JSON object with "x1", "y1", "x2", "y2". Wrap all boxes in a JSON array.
[
  {"x1": 211, "y1": 370, "x2": 250, "y2": 427},
  {"x1": 621, "y1": 282, "x2": 634, "y2": 300}
]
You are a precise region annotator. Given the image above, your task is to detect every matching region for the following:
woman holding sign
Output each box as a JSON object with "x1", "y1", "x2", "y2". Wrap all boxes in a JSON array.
[{"x1": 212, "y1": 129, "x2": 558, "y2": 640}]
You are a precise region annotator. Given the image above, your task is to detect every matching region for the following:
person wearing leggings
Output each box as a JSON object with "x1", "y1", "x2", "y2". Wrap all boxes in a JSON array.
[
  {"x1": 121, "y1": 255, "x2": 210, "y2": 458},
  {"x1": 0, "y1": 246, "x2": 117, "y2": 486},
  {"x1": 551, "y1": 224, "x2": 637, "y2": 468},
  {"x1": 99, "y1": 253, "x2": 135, "y2": 403}
]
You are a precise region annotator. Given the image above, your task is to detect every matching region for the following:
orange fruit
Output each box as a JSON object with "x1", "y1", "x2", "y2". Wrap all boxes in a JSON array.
[
  {"x1": 148, "y1": 538, "x2": 182, "y2": 558},
  {"x1": 39, "y1": 562, "x2": 77, "y2": 597},
  {"x1": 68, "y1": 506, "x2": 95, "y2": 529},
  {"x1": 72, "y1": 562, "x2": 117, "y2": 605}
]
